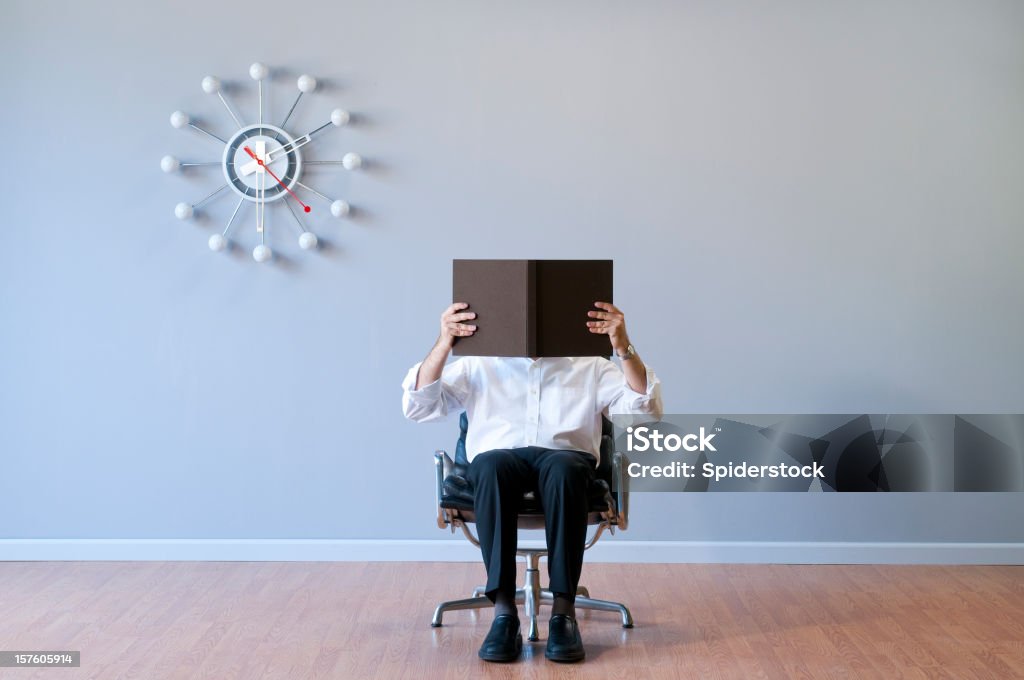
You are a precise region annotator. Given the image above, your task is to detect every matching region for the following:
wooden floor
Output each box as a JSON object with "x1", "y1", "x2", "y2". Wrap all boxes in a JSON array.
[{"x1": 0, "y1": 562, "x2": 1022, "y2": 679}]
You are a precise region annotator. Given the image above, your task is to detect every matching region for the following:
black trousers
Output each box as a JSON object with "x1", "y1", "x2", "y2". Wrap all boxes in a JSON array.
[{"x1": 467, "y1": 447, "x2": 597, "y2": 602}]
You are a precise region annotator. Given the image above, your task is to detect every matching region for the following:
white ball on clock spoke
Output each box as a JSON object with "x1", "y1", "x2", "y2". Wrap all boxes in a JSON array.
[
  {"x1": 174, "y1": 202, "x2": 194, "y2": 220},
  {"x1": 169, "y1": 111, "x2": 189, "y2": 129},
  {"x1": 249, "y1": 62, "x2": 269, "y2": 81},
  {"x1": 201, "y1": 76, "x2": 221, "y2": 94},
  {"x1": 342, "y1": 152, "x2": 362, "y2": 170},
  {"x1": 331, "y1": 109, "x2": 350, "y2": 127},
  {"x1": 160, "y1": 155, "x2": 180, "y2": 173},
  {"x1": 208, "y1": 234, "x2": 228, "y2": 252},
  {"x1": 252, "y1": 244, "x2": 272, "y2": 263},
  {"x1": 298, "y1": 232, "x2": 318, "y2": 250},
  {"x1": 330, "y1": 200, "x2": 350, "y2": 218}
]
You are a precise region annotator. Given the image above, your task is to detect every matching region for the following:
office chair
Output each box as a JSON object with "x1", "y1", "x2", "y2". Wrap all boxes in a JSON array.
[{"x1": 431, "y1": 412, "x2": 633, "y2": 642}]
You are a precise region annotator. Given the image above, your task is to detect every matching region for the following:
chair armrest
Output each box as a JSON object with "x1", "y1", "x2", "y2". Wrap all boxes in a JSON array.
[
  {"x1": 435, "y1": 450, "x2": 453, "y2": 529},
  {"x1": 612, "y1": 452, "x2": 630, "y2": 531}
]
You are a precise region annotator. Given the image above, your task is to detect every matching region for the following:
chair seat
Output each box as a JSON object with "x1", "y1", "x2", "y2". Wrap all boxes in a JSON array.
[{"x1": 440, "y1": 472, "x2": 613, "y2": 515}]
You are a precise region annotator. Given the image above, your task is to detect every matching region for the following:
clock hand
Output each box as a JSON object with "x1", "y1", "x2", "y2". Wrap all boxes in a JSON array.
[
  {"x1": 259, "y1": 154, "x2": 265, "y2": 235},
  {"x1": 250, "y1": 140, "x2": 266, "y2": 238},
  {"x1": 239, "y1": 115, "x2": 340, "y2": 177},
  {"x1": 239, "y1": 134, "x2": 313, "y2": 177},
  {"x1": 243, "y1": 146, "x2": 312, "y2": 213},
  {"x1": 266, "y1": 135, "x2": 312, "y2": 162}
]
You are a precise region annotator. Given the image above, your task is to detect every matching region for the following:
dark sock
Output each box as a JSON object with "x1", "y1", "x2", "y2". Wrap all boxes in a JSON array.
[
  {"x1": 493, "y1": 590, "x2": 518, "y2": 619},
  {"x1": 551, "y1": 592, "x2": 575, "y2": 618}
]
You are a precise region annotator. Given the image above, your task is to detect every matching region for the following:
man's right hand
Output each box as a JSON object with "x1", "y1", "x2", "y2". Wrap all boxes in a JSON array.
[
  {"x1": 416, "y1": 303, "x2": 476, "y2": 390},
  {"x1": 439, "y1": 302, "x2": 477, "y2": 349}
]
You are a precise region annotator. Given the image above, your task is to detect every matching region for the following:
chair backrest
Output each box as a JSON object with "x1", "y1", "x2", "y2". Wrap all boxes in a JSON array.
[{"x1": 455, "y1": 411, "x2": 616, "y2": 491}]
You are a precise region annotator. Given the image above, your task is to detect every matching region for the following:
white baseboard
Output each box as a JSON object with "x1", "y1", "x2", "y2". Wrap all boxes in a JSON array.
[{"x1": 1, "y1": 539, "x2": 1022, "y2": 564}]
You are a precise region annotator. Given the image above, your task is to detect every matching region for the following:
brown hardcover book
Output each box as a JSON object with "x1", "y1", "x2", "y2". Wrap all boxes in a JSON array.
[{"x1": 452, "y1": 259, "x2": 613, "y2": 357}]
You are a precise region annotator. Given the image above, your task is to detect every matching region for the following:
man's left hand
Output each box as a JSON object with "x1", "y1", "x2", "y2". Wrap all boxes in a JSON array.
[{"x1": 587, "y1": 301, "x2": 630, "y2": 353}]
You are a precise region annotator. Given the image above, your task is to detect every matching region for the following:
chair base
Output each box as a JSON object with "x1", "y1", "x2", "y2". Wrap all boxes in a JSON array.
[{"x1": 430, "y1": 548, "x2": 634, "y2": 641}]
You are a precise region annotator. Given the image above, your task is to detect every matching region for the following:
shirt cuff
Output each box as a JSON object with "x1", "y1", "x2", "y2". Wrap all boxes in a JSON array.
[
  {"x1": 613, "y1": 366, "x2": 663, "y2": 421},
  {"x1": 401, "y1": 361, "x2": 427, "y2": 390},
  {"x1": 401, "y1": 361, "x2": 447, "y2": 421},
  {"x1": 622, "y1": 366, "x2": 659, "y2": 401},
  {"x1": 402, "y1": 361, "x2": 444, "y2": 399}
]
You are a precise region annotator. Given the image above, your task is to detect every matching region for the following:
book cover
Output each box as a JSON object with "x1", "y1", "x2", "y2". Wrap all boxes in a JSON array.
[{"x1": 452, "y1": 259, "x2": 613, "y2": 357}]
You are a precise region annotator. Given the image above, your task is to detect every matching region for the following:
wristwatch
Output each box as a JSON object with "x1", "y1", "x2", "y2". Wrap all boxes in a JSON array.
[{"x1": 616, "y1": 343, "x2": 637, "y2": 360}]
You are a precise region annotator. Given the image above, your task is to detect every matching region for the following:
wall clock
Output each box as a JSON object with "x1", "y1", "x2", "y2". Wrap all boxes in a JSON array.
[{"x1": 162, "y1": 62, "x2": 362, "y2": 262}]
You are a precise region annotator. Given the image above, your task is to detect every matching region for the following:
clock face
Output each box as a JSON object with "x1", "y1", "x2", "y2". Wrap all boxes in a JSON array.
[
  {"x1": 163, "y1": 63, "x2": 362, "y2": 262},
  {"x1": 223, "y1": 124, "x2": 302, "y2": 203}
]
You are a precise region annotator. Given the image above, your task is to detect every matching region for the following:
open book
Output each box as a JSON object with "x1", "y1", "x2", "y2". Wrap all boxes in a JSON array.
[{"x1": 452, "y1": 259, "x2": 613, "y2": 357}]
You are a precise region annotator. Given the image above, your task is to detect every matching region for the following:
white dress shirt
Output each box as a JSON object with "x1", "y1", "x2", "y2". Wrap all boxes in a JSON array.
[{"x1": 401, "y1": 356, "x2": 663, "y2": 465}]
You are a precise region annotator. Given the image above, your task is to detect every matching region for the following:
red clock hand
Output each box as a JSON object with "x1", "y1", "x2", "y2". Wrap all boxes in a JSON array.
[{"x1": 243, "y1": 146, "x2": 311, "y2": 213}]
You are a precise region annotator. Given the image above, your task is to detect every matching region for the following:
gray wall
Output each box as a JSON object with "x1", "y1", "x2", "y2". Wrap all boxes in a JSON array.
[{"x1": 2, "y1": 0, "x2": 1023, "y2": 546}]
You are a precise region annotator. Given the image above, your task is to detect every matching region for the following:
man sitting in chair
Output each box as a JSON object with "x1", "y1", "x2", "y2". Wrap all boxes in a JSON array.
[{"x1": 401, "y1": 301, "x2": 663, "y2": 663}]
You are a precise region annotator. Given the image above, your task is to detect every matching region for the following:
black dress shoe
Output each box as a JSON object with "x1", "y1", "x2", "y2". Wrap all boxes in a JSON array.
[
  {"x1": 478, "y1": 614, "x2": 523, "y2": 663},
  {"x1": 545, "y1": 614, "x2": 585, "y2": 662}
]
